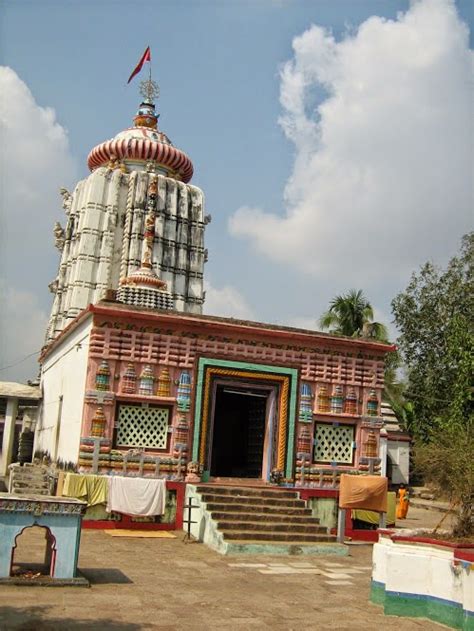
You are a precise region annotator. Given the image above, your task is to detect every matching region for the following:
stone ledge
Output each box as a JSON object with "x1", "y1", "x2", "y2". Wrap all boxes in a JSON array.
[{"x1": 0, "y1": 571, "x2": 90, "y2": 587}]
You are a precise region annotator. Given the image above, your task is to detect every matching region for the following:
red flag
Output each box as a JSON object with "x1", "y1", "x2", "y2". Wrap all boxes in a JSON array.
[{"x1": 127, "y1": 47, "x2": 151, "y2": 84}]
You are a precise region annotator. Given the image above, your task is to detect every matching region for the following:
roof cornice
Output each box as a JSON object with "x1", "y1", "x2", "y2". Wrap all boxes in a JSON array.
[{"x1": 41, "y1": 301, "x2": 396, "y2": 362}]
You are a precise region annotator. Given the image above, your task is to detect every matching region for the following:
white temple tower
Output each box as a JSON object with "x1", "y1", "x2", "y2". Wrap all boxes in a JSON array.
[{"x1": 46, "y1": 80, "x2": 208, "y2": 342}]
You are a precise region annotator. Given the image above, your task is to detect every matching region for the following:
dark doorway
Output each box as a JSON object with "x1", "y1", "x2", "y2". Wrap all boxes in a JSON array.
[{"x1": 210, "y1": 386, "x2": 267, "y2": 478}]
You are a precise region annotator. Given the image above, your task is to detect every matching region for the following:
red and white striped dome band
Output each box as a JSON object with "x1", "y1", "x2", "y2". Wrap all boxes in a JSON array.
[{"x1": 87, "y1": 138, "x2": 194, "y2": 182}]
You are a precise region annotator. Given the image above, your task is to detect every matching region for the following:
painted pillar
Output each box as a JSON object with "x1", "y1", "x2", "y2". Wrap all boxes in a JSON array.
[
  {"x1": 0, "y1": 398, "x2": 19, "y2": 477},
  {"x1": 154, "y1": 175, "x2": 166, "y2": 280},
  {"x1": 162, "y1": 178, "x2": 177, "y2": 290},
  {"x1": 119, "y1": 172, "x2": 134, "y2": 282},
  {"x1": 379, "y1": 428, "x2": 388, "y2": 478}
]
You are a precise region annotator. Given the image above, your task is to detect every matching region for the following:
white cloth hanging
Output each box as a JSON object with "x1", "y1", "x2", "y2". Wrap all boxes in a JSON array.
[{"x1": 106, "y1": 476, "x2": 166, "y2": 516}]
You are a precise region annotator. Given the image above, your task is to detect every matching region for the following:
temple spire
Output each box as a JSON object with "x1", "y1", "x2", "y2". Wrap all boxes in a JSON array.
[
  {"x1": 133, "y1": 52, "x2": 160, "y2": 128},
  {"x1": 139, "y1": 77, "x2": 160, "y2": 104},
  {"x1": 134, "y1": 76, "x2": 160, "y2": 129}
]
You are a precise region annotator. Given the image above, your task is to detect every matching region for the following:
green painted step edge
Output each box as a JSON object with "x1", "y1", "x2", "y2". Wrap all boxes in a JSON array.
[
  {"x1": 370, "y1": 582, "x2": 474, "y2": 630},
  {"x1": 224, "y1": 541, "x2": 348, "y2": 556},
  {"x1": 369, "y1": 581, "x2": 386, "y2": 606}
]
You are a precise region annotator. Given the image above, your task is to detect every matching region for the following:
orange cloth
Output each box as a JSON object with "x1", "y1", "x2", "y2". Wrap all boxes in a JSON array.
[{"x1": 339, "y1": 474, "x2": 388, "y2": 512}]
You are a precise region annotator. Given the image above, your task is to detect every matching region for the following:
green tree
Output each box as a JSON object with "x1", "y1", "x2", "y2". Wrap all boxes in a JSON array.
[
  {"x1": 391, "y1": 233, "x2": 473, "y2": 440},
  {"x1": 413, "y1": 315, "x2": 473, "y2": 536},
  {"x1": 319, "y1": 289, "x2": 398, "y2": 397},
  {"x1": 392, "y1": 233, "x2": 473, "y2": 537},
  {"x1": 319, "y1": 289, "x2": 388, "y2": 340}
]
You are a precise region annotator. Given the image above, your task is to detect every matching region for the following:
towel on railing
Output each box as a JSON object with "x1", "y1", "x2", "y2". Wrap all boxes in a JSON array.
[
  {"x1": 339, "y1": 474, "x2": 388, "y2": 512},
  {"x1": 63, "y1": 473, "x2": 108, "y2": 507},
  {"x1": 106, "y1": 476, "x2": 166, "y2": 516}
]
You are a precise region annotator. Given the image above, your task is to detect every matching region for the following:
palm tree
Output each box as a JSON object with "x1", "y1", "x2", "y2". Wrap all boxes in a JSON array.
[
  {"x1": 320, "y1": 291, "x2": 411, "y2": 441},
  {"x1": 319, "y1": 289, "x2": 388, "y2": 341}
]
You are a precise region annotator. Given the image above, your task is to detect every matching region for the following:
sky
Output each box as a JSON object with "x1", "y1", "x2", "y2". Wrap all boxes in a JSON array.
[{"x1": 0, "y1": 0, "x2": 473, "y2": 383}]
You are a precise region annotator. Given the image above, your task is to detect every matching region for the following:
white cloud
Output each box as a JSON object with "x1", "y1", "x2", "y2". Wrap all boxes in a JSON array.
[
  {"x1": 204, "y1": 281, "x2": 255, "y2": 320},
  {"x1": 0, "y1": 67, "x2": 77, "y2": 382},
  {"x1": 0, "y1": 284, "x2": 48, "y2": 382},
  {"x1": 229, "y1": 0, "x2": 473, "y2": 285},
  {"x1": 284, "y1": 316, "x2": 318, "y2": 331}
]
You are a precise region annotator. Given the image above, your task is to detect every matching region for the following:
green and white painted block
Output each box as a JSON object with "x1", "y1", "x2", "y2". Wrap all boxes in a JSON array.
[{"x1": 371, "y1": 533, "x2": 474, "y2": 630}]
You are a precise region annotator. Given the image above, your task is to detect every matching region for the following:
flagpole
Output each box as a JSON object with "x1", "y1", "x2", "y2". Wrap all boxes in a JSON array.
[{"x1": 148, "y1": 45, "x2": 152, "y2": 84}]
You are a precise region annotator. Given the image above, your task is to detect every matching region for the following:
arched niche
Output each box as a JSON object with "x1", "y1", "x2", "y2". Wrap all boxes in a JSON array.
[{"x1": 11, "y1": 524, "x2": 57, "y2": 578}]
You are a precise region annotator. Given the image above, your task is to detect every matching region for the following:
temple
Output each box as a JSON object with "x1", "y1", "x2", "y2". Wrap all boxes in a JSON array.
[{"x1": 34, "y1": 74, "x2": 397, "y2": 551}]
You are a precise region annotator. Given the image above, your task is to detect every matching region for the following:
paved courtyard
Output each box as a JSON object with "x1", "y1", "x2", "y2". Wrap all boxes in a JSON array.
[{"x1": 0, "y1": 506, "x2": 447, "y2": 630}]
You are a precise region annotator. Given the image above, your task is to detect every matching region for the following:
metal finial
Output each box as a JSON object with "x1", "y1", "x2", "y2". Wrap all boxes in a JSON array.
[{"x1": 139, "y1": 79, "x2": 160, "y2": 102}]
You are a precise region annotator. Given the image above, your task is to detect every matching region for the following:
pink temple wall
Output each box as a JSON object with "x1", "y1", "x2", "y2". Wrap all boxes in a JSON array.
[
  {"x1": 79, "y1": 311, "x2": 388, "y2": 478},
  {"x1": 82, "y1": 358, "x2": 184, "y2": 450}
]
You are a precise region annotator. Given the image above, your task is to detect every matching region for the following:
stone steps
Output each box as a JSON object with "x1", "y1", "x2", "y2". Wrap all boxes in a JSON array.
[
  {"x1": 221, "y1": 530, "x2": 335, "y2": 543},
  {"x1": 215, "y1": 520, "x2": 327, "y2": 534},
  {"x1": 196, "y1": 485, "x2": 298, "y2": 499},
  {"x1": 194, "y1": 483, "x2": 339, "y2": 552},
  {"x1": 200, "y1": 494, "x2": 307, "y2": 509},
  {"x1": 210, "y1": 511, "x2": 316, "y2": 523},
  {"x1": 205, "y1": 502, "x2": 312, "y2": 516}
]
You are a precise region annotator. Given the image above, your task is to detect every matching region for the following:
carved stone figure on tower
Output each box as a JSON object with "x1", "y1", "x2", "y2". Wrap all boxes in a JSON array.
[
  {"x1": 59, "y1": 188, "x2": 72, "y2": 214},
  {"x1": 48, "y1": 278, "x2": 58, "y2": 294},
  {"x1": 53, "y1": 222, "x2": 65, "y2": 251}
]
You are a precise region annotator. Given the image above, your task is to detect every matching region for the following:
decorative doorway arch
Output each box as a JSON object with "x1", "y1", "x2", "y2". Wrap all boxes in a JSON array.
[
  {"x1": 192, "y1": 358, "x2": 299, "y2": 480},
  {"x1": 12, "y1": 525, "x2": 57, "y2": 577}
]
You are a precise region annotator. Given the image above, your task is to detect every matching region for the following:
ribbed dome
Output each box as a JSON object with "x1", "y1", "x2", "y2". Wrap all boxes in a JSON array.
[{"x1": 87, "y1": 101, "x2": 194, "y2": 182}]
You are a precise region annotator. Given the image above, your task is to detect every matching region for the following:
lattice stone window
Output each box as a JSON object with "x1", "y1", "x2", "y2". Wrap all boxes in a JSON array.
[
  {"x1": 314, "y1": 423, "x2": 355, "y2": 465},
  {"x1": 116, "y1": 404, "x2": 169, "y2": 449}
]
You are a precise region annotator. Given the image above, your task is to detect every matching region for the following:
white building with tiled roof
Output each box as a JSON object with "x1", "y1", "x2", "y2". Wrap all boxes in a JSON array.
[{"x1": 380, "y1": 401, "x2": 410, "y2": 485}]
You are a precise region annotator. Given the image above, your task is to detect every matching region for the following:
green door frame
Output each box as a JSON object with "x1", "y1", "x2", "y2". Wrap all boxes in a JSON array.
[{"x1": 192, "y1": 357, "x2": 299, "y2": 480}]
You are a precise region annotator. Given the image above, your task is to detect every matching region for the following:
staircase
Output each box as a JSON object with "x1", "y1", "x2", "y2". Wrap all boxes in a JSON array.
[{"x1": 188, "y1": 484, "x2": 347, "y2": 556}]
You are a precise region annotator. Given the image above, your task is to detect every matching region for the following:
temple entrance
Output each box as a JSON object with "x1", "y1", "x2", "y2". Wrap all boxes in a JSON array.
[
  {"x1": 193, "y1": 358, "x2": 298, "y2": 481},
  {"x1": 210, "y1": 385, "x2": 268, "y2": 478}
]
